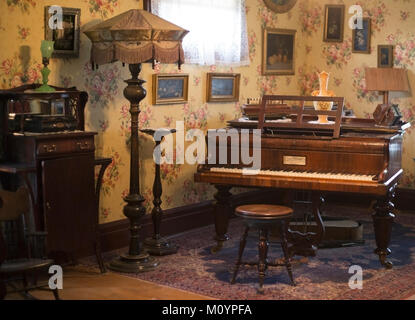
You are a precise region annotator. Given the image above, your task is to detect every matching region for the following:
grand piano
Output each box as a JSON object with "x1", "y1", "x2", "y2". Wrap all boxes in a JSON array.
[{"x1": 195, "y1": 95, "x2": 410, "y2": 269}]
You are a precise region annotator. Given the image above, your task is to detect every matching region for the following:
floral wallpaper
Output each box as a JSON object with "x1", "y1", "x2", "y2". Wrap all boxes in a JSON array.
[{"x1": 0, "y1": 0, "x2": 414, "y2": 224}]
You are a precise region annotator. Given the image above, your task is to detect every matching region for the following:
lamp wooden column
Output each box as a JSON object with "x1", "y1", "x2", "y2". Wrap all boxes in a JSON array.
[
  {"x1": 84, "y1": 9, "x2": 188, "y2": 273},
  {"x1": 365, "y1": 68, "x2": 410, "y2": 105}
]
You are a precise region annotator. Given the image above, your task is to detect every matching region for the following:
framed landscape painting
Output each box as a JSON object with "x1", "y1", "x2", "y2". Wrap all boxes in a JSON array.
[
  {"x1": 352, "y1": 17, "x2": 371, "y2": 53},
  {"x1": 262, "y1": 28, "x2": 296, "y2": 75},
  {"x1": 206, "y1": 73, "x2": 240, "y2": 103},
  {"x1": 152, "y1": 74, "x2": 189, "y2": 105},
  {"x1": 323, "y1": 4, "x2": 345, "y2": 42}
]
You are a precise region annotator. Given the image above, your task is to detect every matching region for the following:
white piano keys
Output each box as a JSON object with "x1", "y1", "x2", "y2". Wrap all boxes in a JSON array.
[{"x1": 209, "y1": 167, "x2": 375, "y2": 182}]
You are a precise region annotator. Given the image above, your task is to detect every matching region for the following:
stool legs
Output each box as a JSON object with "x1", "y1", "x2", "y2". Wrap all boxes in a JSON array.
[
  {"x1": 258, "y1": 228, "x2": 269, "y2": 293},
  {"x1": 280, "y1": 220, "x2": 295, "y2": 286},
  {"x1": 231, "y1": 226, "x2": 249, "y2": 284}
]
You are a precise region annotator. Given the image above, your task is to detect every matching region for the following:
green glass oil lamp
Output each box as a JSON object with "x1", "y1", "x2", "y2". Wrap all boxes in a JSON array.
[{"x1": 35, "y1": 40, "x2": 56, "y2": 92}]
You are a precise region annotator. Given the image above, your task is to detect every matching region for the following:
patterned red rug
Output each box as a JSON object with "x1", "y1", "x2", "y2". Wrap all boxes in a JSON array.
[{"x1": 89, "y1": 204, "x2": 415, "y2": 300}]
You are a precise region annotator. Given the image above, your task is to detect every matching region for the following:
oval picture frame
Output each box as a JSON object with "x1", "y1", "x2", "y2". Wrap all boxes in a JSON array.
[{"x1": 263, "y1": 0, "x2": 298, "y2": 14}]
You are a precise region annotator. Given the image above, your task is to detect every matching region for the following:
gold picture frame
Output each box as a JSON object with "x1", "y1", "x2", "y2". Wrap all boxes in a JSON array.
[
  {"x1": 206, "y1": 73, "x2": 240, "y2": 103},
  {"x1": 263, "y1": 0, "x2": 298, "y2": 14},
  {"x1": 152, "y1": 74, "x2": 189, "y2": 105},
  {"x1": 378, "y1": 45, "x2": 394, "y2": 68},
  {"x1": 323, "y1": 4, "x2": 345, "y2": 42},
  {"x1": 262, "y1": 28, "x2": 296, "y2": 76},
  {"x1": 352, "y1": 17, "x2": 371, "y2": 54}
]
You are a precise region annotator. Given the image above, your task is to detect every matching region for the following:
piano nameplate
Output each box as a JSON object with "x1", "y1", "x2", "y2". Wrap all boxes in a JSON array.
[{"x1": 283, "y1": 156, "x2": 306, "y2": 166}]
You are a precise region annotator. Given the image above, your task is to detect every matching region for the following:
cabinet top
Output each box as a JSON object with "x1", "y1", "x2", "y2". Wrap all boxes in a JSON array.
[{"x1": 0, "y1": 84, "x2": 87, "y2": 100}]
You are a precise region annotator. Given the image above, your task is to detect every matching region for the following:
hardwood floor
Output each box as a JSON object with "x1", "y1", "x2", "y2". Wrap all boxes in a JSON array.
[{"x1": 5, "y1": 268, "x2": 214, "y2": 300}]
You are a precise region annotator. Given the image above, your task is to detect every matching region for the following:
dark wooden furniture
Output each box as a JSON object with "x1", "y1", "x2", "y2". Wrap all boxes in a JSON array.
[
  {"x1": 141, "y1": 129, "x2": 178, "y2": 256},
  {"x1": 231, "y1": 204, "x2": 295, "y2": 293},
  {"x1": 0, "y1": 84, "x2": 109, "y2": 270},
  {"x1": 0, "y1": 187, "x2": 59, "y2": 300},
  {"x1": 195, "y1": 95, "x2": 410, "y2": 269}
]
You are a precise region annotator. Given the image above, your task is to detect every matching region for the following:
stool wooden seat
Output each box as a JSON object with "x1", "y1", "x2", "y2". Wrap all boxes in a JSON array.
[{"x1": 231, "y1": 204, "x2": 295, "y2": 293}]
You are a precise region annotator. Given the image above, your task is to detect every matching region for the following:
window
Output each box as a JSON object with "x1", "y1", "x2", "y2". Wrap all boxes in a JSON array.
[{"x1": 151, "y1": 0, "x2": 249, "y2": 66}]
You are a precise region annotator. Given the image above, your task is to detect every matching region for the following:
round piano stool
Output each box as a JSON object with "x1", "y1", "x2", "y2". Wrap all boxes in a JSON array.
[{"x1": 230, "y1": 204, "x2": 295, "y2": 293}]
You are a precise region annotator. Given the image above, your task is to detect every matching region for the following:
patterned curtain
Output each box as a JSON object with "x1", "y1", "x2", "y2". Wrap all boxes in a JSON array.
[{"x1": 151, "y1": 0, "x2": 249, "y2": 66}]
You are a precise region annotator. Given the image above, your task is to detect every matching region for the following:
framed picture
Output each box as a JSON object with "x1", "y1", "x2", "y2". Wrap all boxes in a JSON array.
[
  {"x1": 323, "y1": 5, "x2": 345, "y2": 42},
  {"x1": 152, "y1": 74, "x2": 189, "y2": 105},
  {"x1": 352, "y1": 17, "x2": 371, "y2": 54},
  {"x1": 378, "y1": 45, "x2": 394, "y2": 68},
  {"x1": 44, "y1": 6, "x2": 81, "y2": 58},
  {"x1": 262, "y1": 28, "x2": 296, "y2": 76},
  {"x1": 263, "y1": 0, "x2": 298, "y2": 14},
  {"x1": 206, "y1": 73, "x2": 240, "y2": 103}
]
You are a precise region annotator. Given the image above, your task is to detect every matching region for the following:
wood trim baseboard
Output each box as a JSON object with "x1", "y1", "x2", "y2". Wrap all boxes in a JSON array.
[
  {"x1": 98, "y1": 189, "x2": 278, "y2": 254},
  {"x1": 98, "y1": 187, "x2": 415, "y2": 254}
]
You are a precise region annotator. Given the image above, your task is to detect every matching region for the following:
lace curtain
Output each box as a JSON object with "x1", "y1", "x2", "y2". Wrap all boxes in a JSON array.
[{"x1": 151, "y1": 0, "x2": 249, "y2": 66}]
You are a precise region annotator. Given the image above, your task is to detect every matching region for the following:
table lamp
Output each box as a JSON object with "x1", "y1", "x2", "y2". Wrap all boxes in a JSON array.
[
  {"x1": 35, "y1": 40, "x2": 56, "y2": 92},
  {"x1": 365, "y1": 68, "x2": 410, "y2": 125},
  {"x1": 365, "y1": 68, "x2": 409, "y2": 105},
  {"x1": 84, "y1": 9, "x2": 188, "y2": 273}
]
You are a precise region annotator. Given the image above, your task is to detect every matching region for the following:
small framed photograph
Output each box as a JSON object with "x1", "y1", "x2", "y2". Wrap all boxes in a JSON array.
[
  {"x1": 262, "y1": 28, "x2": 296, "y2": 76},
  {"x1": 378, "y1": 45, "x2": 394, "y2": 68},
  {"x1": 206, "y1": 73, "x2": 240, "y2": 103},
  {"x1": 352, "y1": 17, "x2": 371, "y2": 54},
  {"x1": 51, "y1": 99, "x2": 65, "y2": 115},
  {"x1": 44, "y1": 6, "x2": 81, "y2": 58},
  {"x1": 323, "y1": 5, "x2": 345, "y2": 42},
  {"x1": 152, "y1": 74, "x2": 189, "y2": 105}
]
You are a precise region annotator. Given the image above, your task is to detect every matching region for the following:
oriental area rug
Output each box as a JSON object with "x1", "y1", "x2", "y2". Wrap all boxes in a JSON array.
[{"x1": 83, "y1": 204, "x2": 415, "y2": 300}]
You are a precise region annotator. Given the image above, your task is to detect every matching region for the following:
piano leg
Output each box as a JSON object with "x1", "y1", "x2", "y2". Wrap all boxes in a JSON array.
[
  {"x1": 372, "y1": 184, "x2": 396, "y2": 269},
  {"x1": 211, "y1": 185, "x2": 233, "y2": 253}
]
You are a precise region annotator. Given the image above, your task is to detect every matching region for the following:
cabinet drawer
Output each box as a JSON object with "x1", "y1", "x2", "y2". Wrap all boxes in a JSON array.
[{"x1": 37, "y1": 137, "x2": 94, "y2": 156}]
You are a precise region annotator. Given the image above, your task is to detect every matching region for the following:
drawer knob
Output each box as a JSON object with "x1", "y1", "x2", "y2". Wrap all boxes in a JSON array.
[
  {"x1": 43, "y1": 144, "x2": 57, "y2": 153},
  {"x1": 77, "y1": 142, "x2": 90, "y2": 150}
]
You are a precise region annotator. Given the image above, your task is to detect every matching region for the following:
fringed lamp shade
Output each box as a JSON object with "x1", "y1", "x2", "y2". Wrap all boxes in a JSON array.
[{"x1": 84, "y1": 9, "x2": 188, "y2": 67}]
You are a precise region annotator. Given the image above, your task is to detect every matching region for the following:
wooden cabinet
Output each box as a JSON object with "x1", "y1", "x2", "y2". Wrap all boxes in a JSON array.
[
  {"x1": 5, "y1": 131, "x2": 98, "y2": 261},
  {"x1": 0, "y1": 85, "x2": 108, "y2": 264}
]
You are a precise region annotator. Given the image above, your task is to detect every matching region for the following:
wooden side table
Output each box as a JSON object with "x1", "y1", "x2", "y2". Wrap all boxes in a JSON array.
[{"x1": 141, "y1": 128, "x2": 178, "y2": 256}]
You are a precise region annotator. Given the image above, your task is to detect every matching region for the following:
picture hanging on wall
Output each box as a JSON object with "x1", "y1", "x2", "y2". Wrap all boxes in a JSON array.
[
  {"x1": 262, "y1": 28, "x2": 296, "y2": 75},
  {"x1": 352, "y1": 17, "x2": 371, "y2": 54},
  {"x1": 323, "y1": 4, "x2": 345, "y2": 42},
  {"x1": 263, "y1": 0, "x2": 298, "y2": 14},
  {"x1": 152, "y1": 74, "x2": 189, "y2": 105},
  {"x1": 378, "y1": 45, "x2": 394, "y2": 68},
  {"x1": 206, "y1": 73, "x2": 240, "y2": 103},
  {"x1": 44, "y1": 6, "x2": 81, "y2": 58}
]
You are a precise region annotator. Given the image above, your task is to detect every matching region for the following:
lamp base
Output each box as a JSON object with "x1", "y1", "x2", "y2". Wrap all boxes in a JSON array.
[
  {"x1": 35, "y1": 84, "x2": 56, "y2": 92},
  {"x1": 107, "y1": 252, "x2": 159, "y2": 273},
  {"x1": 144, "y1": 237, "x2": 178, "y2": 256}
]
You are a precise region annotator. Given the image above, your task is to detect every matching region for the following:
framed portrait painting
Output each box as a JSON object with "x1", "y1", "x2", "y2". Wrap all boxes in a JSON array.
[
  {"x1": 152, "y1": 74, "x2": 189, "y2": 105},
  {"x1": 378, "y1": 45, "x2": 394, "y2": 68},
  {"x1": 262, "y1": 28, "x2": 296, "y2": 76},
  {"x1": 44, "y1": 6, "x2": 81, "y2": 58},
  {"x1": 352, "y1": 17, "x2": 371, "y2": 53},
  {"x1": 323, "y1": 5, "x2": 345, "y2": 42},
  {"x1": 206, "y1": 73, "x2": 240, "y2": 103}
]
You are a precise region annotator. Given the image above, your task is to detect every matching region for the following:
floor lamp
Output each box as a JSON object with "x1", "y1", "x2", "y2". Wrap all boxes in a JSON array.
[{"x1": 84, "y1": 9, "x2": 188, "y2": 273}]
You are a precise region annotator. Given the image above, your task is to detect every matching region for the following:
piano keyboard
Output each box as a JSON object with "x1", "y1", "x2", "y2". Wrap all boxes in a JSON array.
[{"x1": 209, "y1": 167, "x2": 376, "y2": 182}]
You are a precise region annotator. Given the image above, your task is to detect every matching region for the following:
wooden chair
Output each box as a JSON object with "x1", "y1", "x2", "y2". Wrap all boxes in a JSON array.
[
  {"x1": 0, "y1": 187, "x2": 59, "y2": 300},
  {"x1": 231, "y1": 204, "x2": 295, "y2": 293}
]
